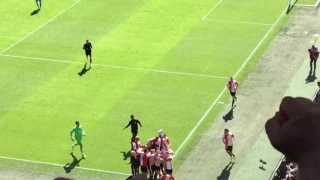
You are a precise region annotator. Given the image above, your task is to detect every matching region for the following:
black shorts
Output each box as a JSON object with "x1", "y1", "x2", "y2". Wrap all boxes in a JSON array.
[
  {"x1": 310, "y1": 57, "x2": 317, "y2": 62},
  {"x1": 226, "y1": 146, "x2": 233, "y2": 152},
  {"x1": 151, "y1": 165, "x2": 157, "y2": 171},
  {"x1": 85, "y1": 51, "x2": 91, "y2": 56},
  {"x1": 166, "y1": 169, "x2": 173, "y2": 174},
  {"x1": 132, "y1": 131, "x2": 138, "y2": 137},
  {"x1": 230, "y1": 92, "x2": 236, "y2": 96},
  {"x1": 140, "y1": 166, "x2": 147, "y2": 173},
  {"x1": 153, "y1": 165, "x2": 160, "y2": 171}
]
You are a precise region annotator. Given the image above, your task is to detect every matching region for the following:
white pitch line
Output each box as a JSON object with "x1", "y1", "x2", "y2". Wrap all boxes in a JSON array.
[
  {"x1": 202, "y1": 0, "x2": 224, "y2": 20},
  {"x1": 0, "y1": 156, "x2": 130, "y2": 176},
  {"x1": 0, "y1": 54, "x2": 229, "y2": 79},
  {"x1": 295, "y1": 3, "x2": 316, "y2": 6},
  {"x1": 173, "y1": 7, "x2": 288, "y2": 158},
  {"x1": 0, "y1": 0, "x2": 82, "y2": 54},
  {"x1": 204, "y1": 19, "x2": 272, "y2": 26}
]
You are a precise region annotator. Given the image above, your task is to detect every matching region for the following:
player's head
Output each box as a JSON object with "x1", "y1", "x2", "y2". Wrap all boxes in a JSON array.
[
  {"x1": 131, "y1": 115, "x2": 134, "y2": 119},
  {"x1": 75, "y1": 121, "x2": 80, "y2": 127},
  {"x1": 230, "y1": 77, "x2": 233, "y2": 81},
  {"x1": 224, "y1": 128, "x2": 229, "y2": 133},
  {"x1": 86, "y1": 40, "x2": 89, "y2": 43}
]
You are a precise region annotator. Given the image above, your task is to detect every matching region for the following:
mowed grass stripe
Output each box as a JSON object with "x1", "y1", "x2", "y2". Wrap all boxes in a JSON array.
[
  {"x1": 86, "y1": 0, "x2": 224, "y2": 69},
  {"x1": 0, "y1": 0, "x2": 82, "y2": 54},
  {"x1": 3, "y1": 0, "x2": 149, "y2": 60},
  {"x1": 206, "y1": 0, "x2": 286, "y2": 24},
  {"x1": 152, "y1": 22, "x2": 270, "y2": 77},
  {"x1": 0, "y1": 57, "x2": 66, "y2": 120},
  {"x1": 0, "y1": 0, "x2": 76, "y2": 51}
]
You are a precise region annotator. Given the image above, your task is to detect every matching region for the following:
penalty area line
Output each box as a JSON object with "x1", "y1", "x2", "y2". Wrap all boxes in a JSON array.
[
  {"x1": 0, "y1": 54, "x2": 229, "y2": 79},
  {"x1": 0, "y1": 156, "x2": 131, "y2": 176}
]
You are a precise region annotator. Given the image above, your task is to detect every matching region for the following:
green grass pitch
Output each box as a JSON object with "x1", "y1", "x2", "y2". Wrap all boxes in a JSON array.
[{"x1": 0, "y1": 0, "x2": 288, "y2": 179}]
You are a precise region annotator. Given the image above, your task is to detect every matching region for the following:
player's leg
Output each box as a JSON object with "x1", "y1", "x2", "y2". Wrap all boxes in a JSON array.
[
  {"x1": 231, "y1": 93, "x2": 235, "y2": 107},
  {"x1": 38, "y1": 0, "x2": 42, "y2": 9},
  {"x1": 85, "y1": 51, "x2": 89, "y2": 61},
  {"x1": 88, "y1": 51, "x2": 92, "y2": 67},
  {"x1": 71, "y1": 141, "x2": 80, "y2": 152},
  {"x1": 310, "y1": 58, "x2": 314, "y2": 72},
  {"x1": 314, "y1": 58, "x2": 317, "y2": 71},
  {"x1": 75, "y1": 138, "x2": 85, "y2": 158},
  {"x1": 229, "y1": 146, "x2": 235, "y2": 160},
  {"x1": 35, "y1": 0, "x2": 40, "y2": 9}
]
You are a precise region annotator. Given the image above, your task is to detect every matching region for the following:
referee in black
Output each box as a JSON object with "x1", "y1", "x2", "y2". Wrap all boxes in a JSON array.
[
  {"x1": 83, "y1": 40, "x2": 93, "y2": 68},
  {"x1": 123, "y1": 115, "x2": 142, "y2": 144}
]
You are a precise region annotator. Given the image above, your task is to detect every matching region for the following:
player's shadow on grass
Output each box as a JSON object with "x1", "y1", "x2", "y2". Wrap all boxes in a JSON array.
[
  {"x1": 63, "y1": 153, "x2": 84, "y2": 173},
  {"x1": 120, "y1": 150, "x2": 131, "y2": 161},
  {"x1": 286, "y1": 0, "x2": 298, "y2": 14},
  {"x1": 223, "y1": 106, "x2": 235, "y2": 122},
  {"x1": 305, "y1": 71, "x2": 317, "y2": 84},
  {"x1": 78, "y1": 63, "x2": 91, "y2": 77},
  {"x1": 217, "y1": 162, "x2": 234, "y2": 180},
  {"x1": 30, "y1": 9, "x2": 40, "y2": 16},
  {"x1": 125, "y1": 174, "x2": 147, "y2": 180}
]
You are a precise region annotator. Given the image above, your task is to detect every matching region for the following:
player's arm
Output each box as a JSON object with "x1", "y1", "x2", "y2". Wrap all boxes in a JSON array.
[
  {"x1": 90, "y1": 43, "x2": 92, "y2": 49},
  {"x1": 123, "y1": 121, "x2": 131, "y2": 130},
  {"x1": 137, "y1": 120, "x2": 142, "y2": 129},
  {"x1": 232, "y1": 134, "x2": 235, "y2": 141},
  {"x1": 70, "y1": 128, "x2": 75, "y2": 140},
  {"x1": 227, "y1": 82, "x2": 231, "y2": 90},
  {"x1": 82, "y1": 128, "x2": 86, "y2": 136},
  {"x1": 83, "y1": 44, "x2": 86, "y2": 50}
]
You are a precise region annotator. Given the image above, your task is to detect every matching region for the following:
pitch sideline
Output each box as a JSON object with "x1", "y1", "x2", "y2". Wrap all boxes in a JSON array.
[{"x1": 173, "y1": 6, "x2": 288, "y2": 158}]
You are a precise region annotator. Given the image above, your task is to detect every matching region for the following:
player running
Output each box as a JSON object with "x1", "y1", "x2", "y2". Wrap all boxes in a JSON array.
[
  {"x1": 222, "y1": 129, "x2": 235, "y2": 161},
  {"x1": 227, "y1": 77, "x2": 238, "y2": 108},
  {"x1": 35, "y1": 0, "x2": 42, "y2": 9},
  {"x1": 70, "y1": 121, "x2": 86, "y2": 159},
  {"x1": 83, "y1": 40, "x2": 93, "y2": 68},
  {"x1": 308, "y1": 45, "x2": 319, "y2": 73},
  {"x1": 123, "y1": 115, "x2": 143, "y2": 143}
]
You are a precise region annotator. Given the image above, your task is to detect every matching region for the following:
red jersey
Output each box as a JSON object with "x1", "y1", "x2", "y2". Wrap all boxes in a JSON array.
[
  {"x1": 160, "y1": 174, "x2": 174, "y2": 180},
  {"x1": 227, "y1": 80, "x2": 238, "y2": 92},
  {"x1": 132, "y1": 141, "x2": 140, "y2": 151},
  {"x1": 140, "y1": 152, "x2": 149, "y2": 166},
  {"x1": 149, "y1": 137, "x2": 159, "y2": 146},
  {"x1": 309, "y1": 49, "x2": 317, "y2": 57}
]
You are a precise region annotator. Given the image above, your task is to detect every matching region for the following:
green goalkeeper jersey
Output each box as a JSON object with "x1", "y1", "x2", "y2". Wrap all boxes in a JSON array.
[{"x1": 70, "y1": 125, "x2": 84, "y2": 138}]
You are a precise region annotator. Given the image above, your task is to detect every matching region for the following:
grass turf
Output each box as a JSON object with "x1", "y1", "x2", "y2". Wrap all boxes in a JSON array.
[{"x1": 0, "y1": 0, "x2": 288, "y2": 178}]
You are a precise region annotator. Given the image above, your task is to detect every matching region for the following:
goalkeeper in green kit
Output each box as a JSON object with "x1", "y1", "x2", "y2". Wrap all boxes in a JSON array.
[{"x1": 70, "y1": 121, "x2": 86, "y2": 159}]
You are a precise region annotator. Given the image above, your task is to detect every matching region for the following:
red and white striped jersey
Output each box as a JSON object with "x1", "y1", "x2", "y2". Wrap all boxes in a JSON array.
[
  {"x1": 140, "y1": 152, "x2": 150, "y2": 166},
  {"x1": 132, "y1": 141, "x2": 140, "y2": 151},
  {"x1": 227, "y1": 80, "x2": 238, "y2": 93},
  {"x1": 165, "y1": 155, "x2": 173, "y2": 170},
  {"x1": 222, "y1": 132, "x2": 234, "y2": 146}
]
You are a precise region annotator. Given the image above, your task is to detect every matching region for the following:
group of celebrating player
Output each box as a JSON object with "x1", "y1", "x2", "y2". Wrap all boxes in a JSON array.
[
  {"x1": 69, "y1": 76, "x2": 239, "y2": 179},
  {"x1": 122, "y1": 115, "x2": 174, "y2": 180},
  {"x1": 127, "y1": 130, "x2": 174, "y2": 180}
]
